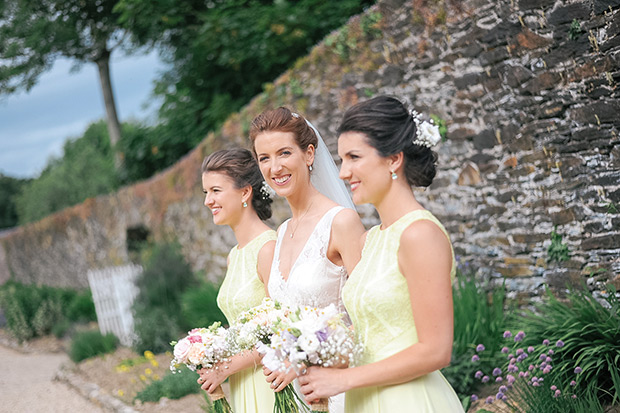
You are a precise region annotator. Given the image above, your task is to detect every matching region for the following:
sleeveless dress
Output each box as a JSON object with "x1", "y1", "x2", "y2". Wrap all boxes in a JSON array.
[
  {"x1": 216, "y1": 230, "x2": 277, "y2": 413},
  {"x1": 342, "y1": 210, "x2": 464, "y2": 413},
  {"x1": 268, "y1": 206, "x2": 348, "y2": 413}
]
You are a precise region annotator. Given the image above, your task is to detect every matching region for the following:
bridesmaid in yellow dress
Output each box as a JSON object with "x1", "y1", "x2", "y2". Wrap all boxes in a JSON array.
[
  {"x1": 197, "y1": 148, "x2": 276, "y2": 412},
  {"x1": 298, "y1": 96, "x2": 465, "y2": 412}
]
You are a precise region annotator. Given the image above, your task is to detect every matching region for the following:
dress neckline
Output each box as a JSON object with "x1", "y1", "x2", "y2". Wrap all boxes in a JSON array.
[
  {"x1": 275, "y1": 206, "x2": 341, "y2": 283},
  {"x1": 378, "y1": 208, "x2": 430, "y2": 232},
  {"x1": 234, "y1": 229, "x2": 273, "y2": 251}
]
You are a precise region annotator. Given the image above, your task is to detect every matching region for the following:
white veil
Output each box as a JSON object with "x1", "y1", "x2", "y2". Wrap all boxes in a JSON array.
[{"x1": 305, "y1": 120, "x2": 355, "y2": 210}]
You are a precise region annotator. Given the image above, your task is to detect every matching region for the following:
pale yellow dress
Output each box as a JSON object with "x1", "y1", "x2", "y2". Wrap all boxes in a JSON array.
[
  {"x1": 216, "y1": 230, "x2": 277, "y2": 413},
  {"x1": 342, "y1": 210, "x2": 464, "y2": 412}
]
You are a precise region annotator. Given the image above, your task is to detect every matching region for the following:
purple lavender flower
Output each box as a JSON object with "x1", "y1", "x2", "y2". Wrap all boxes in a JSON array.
[
  {"x1": 507, "y1": 375, "x2": 516, "y2": 384},
  {"x1": 471, "y1": 394, "x2": 478, "y2": 402},
  {"x1": 482, "y1": 375, "x2": 490, "y2": 383},
  {"x1": 554, "y1": 389, "x2": 561, "y2": 397},
  {"x1": 496, "y1": 392, "x2": 505, "y2": 400},
  {"x1": 499, "y1": 385, "x2": 508, "y2": 393},
  {"x1": 501, "y1": 346, "x2": 509, "y2": 354},
  {"x1": 540, "y1": 354, "x2": 547, "y2": 361},
  {"x1": 475, "y1": 370, "x2": 483, "y2": 379},
  {"x1": 574, "y1": 366, "x2": 582, "y2": 374},
  {"x1": 551, "y1": 385, "x2": 557, "y2": 391},
  {"x1": 476, "y1": 344, "x2": 486, "y2": 352},
  {"x1": 545, "y1": 356, "x2": 552, "y2": 363},
  {"x1": 528, "y1": 346, "x2": 535, "y2": 353},
  {"x1": 485, "y1": 396, "x2": 494, "y2": 404},
  {"x1": 472, "y1": 355, "x2": 480, "y2": 362},
  {"x1": 548, "y1": 349, "x2": 554, "y2": 355},
  {"x1": 532, "y1": 381, "x2": 541, "y2": 387},
  {"x1": 493, "y1": 367, "x2": 502, "y2": 376},
  {"x1": 516, "y1": 348, "x2": 524, "y2": 356},
  {"x1": 540, "y1": 362, "x2": 547, "y2": 369},
  {"x1": 529, "y1": 364, "x2": 535, "y2": 371},
  {"x1": 316, "y1": 328, "x2": 328, "y2": 342},
  {"x1": 543, "y1": 366, "x2": 552, "y2": 374},
  {"x1": 503, "y1": 331, "x2": 512, "y2": 338},
  {"x1": 517, "y1": 354, "x2": 526, "y2": 363},
  {"x1": 510, "y1": 357, "x2": 517, "y2": 364},
  {"x1": 508, "y1": 364, "x2": 519, "y2": 373},
  {"x1": 570, "y1": 380, "x2": 577, "y2": 386},
  {"x1": 496, "y1": 376, "x2": 503, "y2": 382},
  {"x1": 543, "y1": 339, "x2": 550, "y2": 346},
  {"x1": 515, "y1": 331, "x2": 525, "y2": 342},
  {"x1": 556, "y1": 340, "x2": 565, "y2": 347},
  {"x1": 524, "y1": 371, "x2": 530, "y2": 378},
  {"x1": 572, "y1": 394, "x2": 577, "y2": 399},
  {"x1": 508, "y1": 354, "x2": 514, "y2": 359}
]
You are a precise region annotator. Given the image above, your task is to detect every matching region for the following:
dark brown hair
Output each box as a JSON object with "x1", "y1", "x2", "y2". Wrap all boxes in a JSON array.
[
  {"x1": 337, "y1": 96, "x2": 437, "y2": 187},
  {"x1": 249, "y1": 107, "x2": 318, "y2": 155},
  {"x1": 201, "y1": 148, "x2": 272, "y2": 220}
]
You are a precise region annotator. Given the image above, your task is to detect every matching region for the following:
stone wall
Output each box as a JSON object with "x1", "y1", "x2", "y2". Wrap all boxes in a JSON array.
[{"x1": 1, "y1": 0, "x2": 618, "y2": 302}]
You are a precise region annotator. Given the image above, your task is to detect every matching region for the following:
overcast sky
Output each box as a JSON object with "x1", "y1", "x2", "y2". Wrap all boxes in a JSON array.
[{"x1": 0, "y1": 51, "x2": 165, "y2": 179}]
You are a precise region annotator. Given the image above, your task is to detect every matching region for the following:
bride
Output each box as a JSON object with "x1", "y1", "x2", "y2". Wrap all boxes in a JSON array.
[{"x1": 249, "y1": 107, "x2": 365, "y2": 412}]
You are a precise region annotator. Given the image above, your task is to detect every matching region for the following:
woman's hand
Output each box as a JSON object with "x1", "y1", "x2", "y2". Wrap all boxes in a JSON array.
[
  {"x1": 263, "y1": 365, "x2": 297, "y2": 393},
  {"x1": 197, "y1": 364, "x2": 230, "y2": 393},
  {"x1": 298, "y1": 366, "x2": 350, "y2": 403}
]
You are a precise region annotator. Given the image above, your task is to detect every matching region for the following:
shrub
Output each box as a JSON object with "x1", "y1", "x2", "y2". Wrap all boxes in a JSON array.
[
  {"x1": 514, "y1": 286, "x2": 620, "y2": 406},
  {"x1": 442, "y1": 269, "x2": 508, "y2": 401},
  {"x1": 131, "y1": 242, "x2": 199, "y2": 353},
  {"x1": 66, "y1": 290, "x2": 97, "y2": 322},
  {"x1": 69, "y1": 330, "x2": 118, "y2": 362},
  {"x1": 180, "y1": 280, "x2": 226, "y2": 330},
  {"x1": 135, "y1": 369, "x2": 200, "y2": 403},
  {"x1": 32, "y1": 298, "x2": 64, "y2": 336},
  {"x1": 52, "y1": 319, "x2": 72, "y2": 338}
]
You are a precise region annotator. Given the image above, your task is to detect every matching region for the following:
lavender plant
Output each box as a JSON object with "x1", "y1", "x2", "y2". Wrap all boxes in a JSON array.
[{"x1": 469, "y1": 331, "x2": 605, "y2": 413}]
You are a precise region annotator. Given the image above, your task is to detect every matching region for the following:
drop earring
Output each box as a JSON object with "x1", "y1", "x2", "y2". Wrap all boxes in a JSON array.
[
  {"x1": 242, "y1": 201, "x2": 248, "y2": 208},
  {"x1": 309, "y1": 165, "x2": 313, "y2": 172},
  {"x1": 391, "y1": 171, "x2": 398, "y2": 180}
]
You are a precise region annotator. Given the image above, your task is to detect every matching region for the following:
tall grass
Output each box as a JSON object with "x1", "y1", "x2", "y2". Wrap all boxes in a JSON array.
[
  {"x1": 442, "y1": 270, "x2": 508, "y2": 400},
  {"x1": 514, "y1": 286, "x2": 620, "y2": 406}
]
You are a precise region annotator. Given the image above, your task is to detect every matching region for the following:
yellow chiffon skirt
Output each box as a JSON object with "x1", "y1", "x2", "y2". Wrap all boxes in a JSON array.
[
  {"x1": 228, "y1": 365, "x2": 275, "y2": 413},
  {"x1": 345, "y1": 370, "x2": 464, "y2": 413}
]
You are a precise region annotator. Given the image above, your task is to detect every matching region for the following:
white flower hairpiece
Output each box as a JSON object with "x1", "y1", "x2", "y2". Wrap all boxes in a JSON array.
[
  {"x1": 411, "y1": 110, "x2": 441, "y2": 148},
  {"x1": 260, "y1": 181, "x2": 275, "y2": 200}
]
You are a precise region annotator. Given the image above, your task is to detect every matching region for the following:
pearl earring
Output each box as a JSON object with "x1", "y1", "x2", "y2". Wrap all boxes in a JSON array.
[
  {"x1": 309, "y1": 165, "x2": 313, "y2": 172},
  {"x1": 391, "y1": 171, "x2": 398, "y2": 180},
  {"x1": 242, "y1": 201, "x2": 248, "y2": 208}
]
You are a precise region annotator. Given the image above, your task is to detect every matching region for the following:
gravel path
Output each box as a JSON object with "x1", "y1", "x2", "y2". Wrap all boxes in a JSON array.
[{"x1": 0, "y1": 344, "x2": 105, "y2": 413}]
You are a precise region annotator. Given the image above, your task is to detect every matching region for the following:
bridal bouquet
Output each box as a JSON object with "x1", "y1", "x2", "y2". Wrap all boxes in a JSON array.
[
  {"x1": 230, "y1": 298, "x2": 307, "y2": 413},
  {"x1": 262, "y1": 304, "x2": 363, "y2": 413},
  {"x1": 170, "y1": 321, "x2": 235, "y2": 413}
]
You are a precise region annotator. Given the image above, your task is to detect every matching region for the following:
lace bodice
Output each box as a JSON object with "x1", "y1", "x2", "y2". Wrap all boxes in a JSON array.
[
  {"x1": 217, "y1": 230, "x2": 277, "y2": 324},
  {"x1": 342, "y1": 210, "x2": 456, "y2": 365},
  {"x1": 268, "y1": 206, "x2": 348, "y2": 316}
]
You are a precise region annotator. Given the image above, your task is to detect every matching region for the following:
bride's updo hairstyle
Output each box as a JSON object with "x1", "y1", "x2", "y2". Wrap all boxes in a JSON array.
[
  {"x1": 202, "y1": 148, "x2": 273, "y2": 220},
  {"x1": 337, "y1": 96, "x2": 438, "y2": 188},
  {"x1": 249, "y1": 107, "x2": 318, "y2": 154}
]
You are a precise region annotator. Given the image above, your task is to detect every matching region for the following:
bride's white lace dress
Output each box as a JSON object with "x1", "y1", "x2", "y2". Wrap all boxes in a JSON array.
[{"x1": 268, "y1": 206, "x2": 348, "y2": 413}]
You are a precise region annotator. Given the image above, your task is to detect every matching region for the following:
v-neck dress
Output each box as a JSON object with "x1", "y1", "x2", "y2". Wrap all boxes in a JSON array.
[
  {"x1": 267, "y1": 206, "x2": 348, "y2": 413},
  {"x1": 216, "y1": 230, "x2": 277, "y2": 413}
]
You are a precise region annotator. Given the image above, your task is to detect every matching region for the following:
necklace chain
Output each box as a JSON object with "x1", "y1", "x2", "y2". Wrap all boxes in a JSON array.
[{"x1": 289, "y1": 200, "x2": 314, "y2": 238}]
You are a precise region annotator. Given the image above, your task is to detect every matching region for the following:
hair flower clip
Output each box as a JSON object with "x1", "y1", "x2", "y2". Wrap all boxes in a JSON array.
[
  {"x1": 411, "y1": 110, "x2": 441, "y2": 148},
  {"x1": 260, "y1": 181, "x2": 275, "y2": 200}
]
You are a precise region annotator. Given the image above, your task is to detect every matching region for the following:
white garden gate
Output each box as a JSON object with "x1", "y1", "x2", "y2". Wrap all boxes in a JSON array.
[{"x1": 87, "y1": 264, "x2": 142, "y2": 347}]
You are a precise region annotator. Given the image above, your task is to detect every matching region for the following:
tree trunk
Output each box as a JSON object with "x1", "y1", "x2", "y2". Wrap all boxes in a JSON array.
[{"x1": 95, "y1": 50, "x2": 123, "y2": 170}]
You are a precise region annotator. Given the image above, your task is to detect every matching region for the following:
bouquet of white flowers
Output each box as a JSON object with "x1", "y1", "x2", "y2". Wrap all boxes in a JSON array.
[
  {"x1": 262, "y1": 304, "x2": 362, "y2": 412},
  {"x1": 230, "y1": 298, "x2": 308, "y2": 412}
]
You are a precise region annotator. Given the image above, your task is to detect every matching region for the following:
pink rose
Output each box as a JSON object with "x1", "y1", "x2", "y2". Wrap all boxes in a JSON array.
[
  {"x1": 187, "y1": 344, "x2": 205, "y2": 365},
  {"x1": 173, "y1": 337, "x2": 191, "y2": 362}
]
